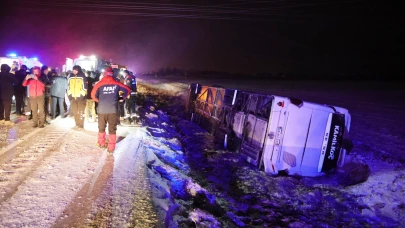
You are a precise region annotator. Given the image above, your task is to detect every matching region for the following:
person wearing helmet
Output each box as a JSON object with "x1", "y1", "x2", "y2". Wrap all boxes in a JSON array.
[
  {"x1": 67, "y1": 65, "x2": 88, "y2": 129},
  {"x1": 91, "y1": 67, "x2": 130, "y2": 153}
]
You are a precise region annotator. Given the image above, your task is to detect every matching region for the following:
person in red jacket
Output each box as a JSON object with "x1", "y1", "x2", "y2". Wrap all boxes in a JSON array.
[
  {"x1": 22, "y1": 66, "x2": 46, "y2": 128},
  {"x1": 91, "y1": 68, "x2": 130, "y2": 153}
]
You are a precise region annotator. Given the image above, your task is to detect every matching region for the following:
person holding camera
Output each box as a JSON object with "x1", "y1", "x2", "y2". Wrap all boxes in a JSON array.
[{"x1": 22, "y1": 66, "x2": 46, "y2": 128}]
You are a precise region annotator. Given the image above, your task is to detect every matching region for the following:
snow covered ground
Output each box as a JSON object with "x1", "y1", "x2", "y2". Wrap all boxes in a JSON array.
[
  {"x1": 0, "y1": 117, "x2": 160, "y2": 227},
  {"x1": 0, "y1": 78, "x2": 404, "y2": 227},
  {"x1": 135, "y1": 77, "x2": 405, "y2": 227}
]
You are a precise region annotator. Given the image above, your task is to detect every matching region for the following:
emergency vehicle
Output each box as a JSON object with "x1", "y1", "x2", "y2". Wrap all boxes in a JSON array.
[
  {"x1": 0, "y1": 55, "x2": 43, "y2": 72},
  {"x1": 63, "y1": 55, "x2": 110, "y2": 72}
]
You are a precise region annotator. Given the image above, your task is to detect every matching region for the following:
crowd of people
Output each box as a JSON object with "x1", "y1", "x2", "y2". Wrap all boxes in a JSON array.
[{"x1": 0, "y1": 63, "x2": 138, "y2": 152}]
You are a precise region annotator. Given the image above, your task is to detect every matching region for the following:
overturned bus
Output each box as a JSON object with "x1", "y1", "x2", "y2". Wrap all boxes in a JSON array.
[{"x1": 186, "y1": 84, "x2": 352, "y2": 177}]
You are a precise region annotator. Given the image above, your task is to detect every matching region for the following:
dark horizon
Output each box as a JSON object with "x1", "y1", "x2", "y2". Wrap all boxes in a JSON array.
[{"x1": 0, "y1": 0, "x2": 401, "y2": 77}]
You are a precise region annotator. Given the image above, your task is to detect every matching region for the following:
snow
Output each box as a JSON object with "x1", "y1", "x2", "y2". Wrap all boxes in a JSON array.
[
  {"x1": 0, "y1": 78, "x2": 404, "y2": 227},
  {"x1": 0, "y1": 119, "x2": 101, "y2": 227},
  {"x1": 135, "y1": 78, "x2": 405, "y2": 227},
  {"x1": 0, "y1": 117, "x2": 159, "y2": 227}
]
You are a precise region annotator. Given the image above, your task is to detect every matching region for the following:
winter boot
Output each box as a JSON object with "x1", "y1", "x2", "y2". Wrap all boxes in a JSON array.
[
  {"x1": 107, "y1": 134, "x2": 117, "y2": 153},
  {"x1": 97, "y1": 132, "x2": 107, "y2": 148}
]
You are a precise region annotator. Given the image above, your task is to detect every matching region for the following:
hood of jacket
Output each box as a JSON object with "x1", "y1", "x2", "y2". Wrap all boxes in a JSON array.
[{"x1": 0, "y1": 64, "x2": 11, "y2": 75}]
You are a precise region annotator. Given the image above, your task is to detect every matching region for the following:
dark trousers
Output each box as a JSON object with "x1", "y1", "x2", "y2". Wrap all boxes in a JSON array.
[
  {"x1": 118, "y1": 100, "x2": 125, "y2": 117},
  {"x1": 0, "y1": 98, "x2": 12, "y2": 121},
  {"x1": 98, "y1": 113, "x2": 119, "y2": 134},
  {"x1": 30, "y1": 95, "x2": 45, "y2": 125},
  {"x1": 15, "y1": 93, "x2": 25, "y2": 115},
  {"x1": 51, "y1": 96, "x2": 65, "y2": 118},
  {"x1": 71, "y1": 98, "x2": 86, "y2": 128},
  {"x1": 126, "y1": 95, "x2": 137, "y2": 115},
  {"x1": 44, "y1": 96, "x2": 51, "y2": 119}
]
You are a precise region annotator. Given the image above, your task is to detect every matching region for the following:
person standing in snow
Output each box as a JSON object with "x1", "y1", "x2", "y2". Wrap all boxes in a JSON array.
[
  {"x1": 22, "y1": 66, "x2": 46, "y2": 128},
  {"x1": 0, "y1": 64, "x2": 19, "y2": 126},
  {"x1": 91, "y1": 67, "x2": 130, "y2": 153},
  {"x1": 67, "y1": 65, "x2": 87, "y2": 129},
  {"x1": 123, "y1": 70, "x2": 137, "y2": 123},
  {"x1": 50, "y1": 71, "x2": 68, "y2": 119},
  {"x1": 85, "y1": 71, "x2": 97, "y2": 122},
  {"x1": 14, "y1": 65, "x2": 28, "y2": 116},
  {"x1": 41, "y1": 65, "x2": 52, "y2": 123}
]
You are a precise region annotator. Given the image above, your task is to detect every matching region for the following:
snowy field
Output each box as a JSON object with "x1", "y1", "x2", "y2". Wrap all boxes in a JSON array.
[{"x1": 0, "y1": 77, "x2": 404, "y2": 227}]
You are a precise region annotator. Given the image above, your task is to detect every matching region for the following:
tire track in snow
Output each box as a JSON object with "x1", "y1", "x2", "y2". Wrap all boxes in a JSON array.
[
  {"x1": 0, "y1": 126, "x2": 74, "y2": 203},
  {"x1": 109, "y1": 130, "x2": 158, "y2": 227},
  {"x1": 0, "y1": 123, "x2": 104, "y2": 228},
  {"x1": 52, "y1": 150, "x2": 113, "y2": 228},
  {"x1": 62, "y1": 129, "x2": 160, "y2": 227}
]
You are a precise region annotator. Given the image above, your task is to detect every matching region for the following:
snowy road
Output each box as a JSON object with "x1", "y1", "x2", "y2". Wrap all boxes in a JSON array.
[{"x1": 0, "y1": 118, "x2": 159, "y2": 227}]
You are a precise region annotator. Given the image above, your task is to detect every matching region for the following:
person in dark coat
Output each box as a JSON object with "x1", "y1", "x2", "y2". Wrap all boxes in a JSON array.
[
  {"x1": 0, "y1": 64, "x2": 19, "y2": 126},
  {"x1": 85, "y1": 71, "x2": 97, "y2": 122},
  {"x1": 123, "y1": 70, "x2": 137, "y2": 123},
  {"x1": 91, "y1": 67, "x2": 130, "y2": 153},
  {"x1": 41, "y1": 65, "x2": 52, "y2": 122},
  {"x1": 14, "y1": 65, "x2": 28, "y2": 115},
  {"x1": 50, "y1": 72, "x2": 68, "y2": 119}
]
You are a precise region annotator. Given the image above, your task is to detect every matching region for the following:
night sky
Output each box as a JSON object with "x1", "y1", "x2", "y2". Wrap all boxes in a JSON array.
[{"x1": 0, "y1": 0, "x2": 401, "y2": 77}]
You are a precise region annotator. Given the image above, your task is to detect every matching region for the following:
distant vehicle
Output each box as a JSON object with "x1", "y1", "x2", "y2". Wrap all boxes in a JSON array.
[
  {"x1": 63, "y1": 55, "x2": 127, "y2": 74},
  {"x1": 0, "y1": 55, "x2": 43, "y2": 72},
  {"x1": 186, "y1": 84, "x2": 352, "y2": 177},
  {"x1": 63, "y1": 55, "x2": 110, "y2": 72}
]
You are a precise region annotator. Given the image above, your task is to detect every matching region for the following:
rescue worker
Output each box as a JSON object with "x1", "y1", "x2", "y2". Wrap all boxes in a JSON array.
[
  {"x1": 123, "y1": 70, "x2": 138, "y2": 123},
  {"x1": 67, "y1": 65, "x2": 87, "y2": 129},
  {"x1": 22, "y1": 66, "x2": 46, "y2": 128},
  {"x1": 0, "y1": 64, "x2": 19, "y2": 126},
  {"x1": 91, "y1": 67, "x2": 130, "y2": 153}
]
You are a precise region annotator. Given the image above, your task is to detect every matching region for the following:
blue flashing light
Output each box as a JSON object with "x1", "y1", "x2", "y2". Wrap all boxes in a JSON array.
[
  {"x1": 8, "y1": 53, "x2": 17, "y2": 57},
  {"x1": 32, "y1": 57, "x2": 38, "y2": 61}
]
